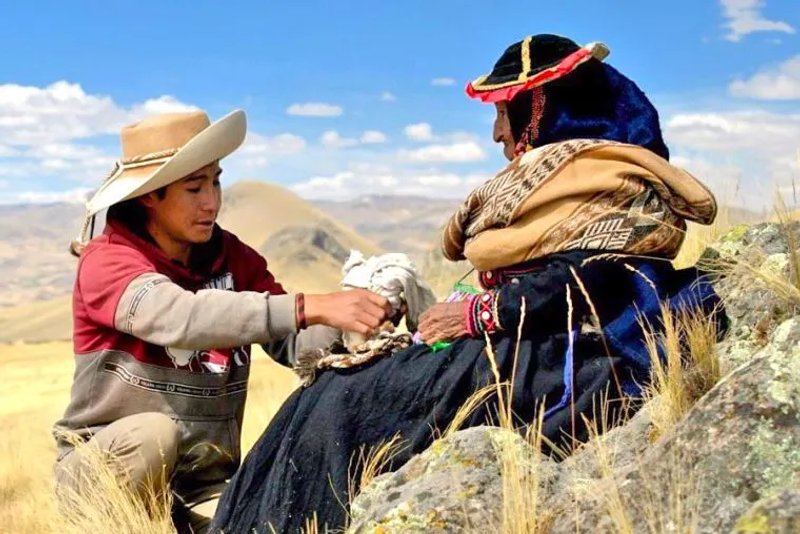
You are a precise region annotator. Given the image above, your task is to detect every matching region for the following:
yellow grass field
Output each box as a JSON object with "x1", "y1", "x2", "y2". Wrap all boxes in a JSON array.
[{"x1": 0, "y1": 342, "x2": 299, "y2": 533}]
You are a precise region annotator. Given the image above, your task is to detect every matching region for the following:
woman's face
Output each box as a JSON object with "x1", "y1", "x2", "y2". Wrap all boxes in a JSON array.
[{"x1": 493, "y1": 102, "x2": 516, "y2": 161}]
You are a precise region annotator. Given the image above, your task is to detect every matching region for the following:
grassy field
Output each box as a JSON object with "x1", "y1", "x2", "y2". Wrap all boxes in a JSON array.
[{"x1": 0, "y1": 342, "x2": 298, "y2": 533}]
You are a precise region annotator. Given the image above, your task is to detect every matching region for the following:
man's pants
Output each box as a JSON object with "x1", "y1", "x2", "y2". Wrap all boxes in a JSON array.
[{"x1": 55, "y1": 412, "x2": 220, "y2": 534}]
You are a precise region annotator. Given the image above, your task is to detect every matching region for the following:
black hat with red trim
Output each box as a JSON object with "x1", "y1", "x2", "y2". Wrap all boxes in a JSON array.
[{"x1": 466, "y1": 34, "x2": 610, "y2": 103}]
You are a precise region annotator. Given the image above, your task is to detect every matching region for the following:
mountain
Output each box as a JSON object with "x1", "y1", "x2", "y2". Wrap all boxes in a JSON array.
[
  {"x1": 314, "y1": 195, "x2": 461, "y2": 259},
  {"x1": 219, "y1": 181, "x2": 379, "y2": 260},
  {"x1": 261, "y1": 226, "x2": 352, "y2": 294},
  {"x1": 0, "y1": 202, "x2": 83, "y2": 308},
  {"x1": 219, "y1": 181, "x2": 382, "y2": 293}
]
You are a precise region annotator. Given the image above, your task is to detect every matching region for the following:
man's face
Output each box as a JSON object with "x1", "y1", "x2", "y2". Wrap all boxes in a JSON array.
[
  {"x1": 142, "y1": 161, "x2": 222, "y2": 245},
  {"x1": 493, "y1": 101, "x2": 515, "y2": 161}
]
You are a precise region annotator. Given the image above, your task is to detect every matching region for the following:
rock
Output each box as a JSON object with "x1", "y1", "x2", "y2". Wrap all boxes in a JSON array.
[
  {"x1": 347, "y1": 426, "x2": 558, "y2": 533},
  {"x1": 734, "y1": 489, "x2": 800, "y2": 534},
  {"x1": 553, "y1": 403, "x2": 654, "y2": 498},
  {"x1": 701, "y1": 222, "x2": 800, "y2": 261},
  {"x1": 549, "y1": 317, "x2": 800, "y2": 534},
  {"x1": 701, "y1": 222, "x2": 800, "y2": 368}
]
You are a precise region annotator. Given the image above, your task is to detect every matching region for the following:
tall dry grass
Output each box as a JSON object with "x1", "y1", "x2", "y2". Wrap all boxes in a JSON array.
[
  {"x1": 51, "y1": 433, "x2": 176, "y2": 534},
  {"x1": 640, "y1": 304, "x2": 724, "y2": 440},
  {"x1": 0, "y1": 343, "x2": 298, "y2": 534},
  {"x1": 578, "y1": 411, "x2": 702, "y2": 534}
]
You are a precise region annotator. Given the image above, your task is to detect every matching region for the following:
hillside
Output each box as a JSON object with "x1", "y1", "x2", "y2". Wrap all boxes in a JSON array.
[
  {"x1": 0, "y1": 295, "x2": 73, "y2": 344},
  {"x1": 0, "y1": 203, "x2": 83, "y2": 308},
  {"x1": 220, "y1": 181, "x2": 379, "y2": 257},
  {"x1": 314, "y1": 195, "x2": 461, "y2": 258},
  {"x1": 218, "y1": 181, "x2": 382, "y2": 293}
]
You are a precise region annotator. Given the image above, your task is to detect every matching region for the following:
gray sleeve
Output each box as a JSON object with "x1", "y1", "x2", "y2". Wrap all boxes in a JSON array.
[
  {"x1": 263, "y1": 325, "x2": 341, "y2": 367},
  {"x1": 114, "y1": 272, "x2": 298, "y2": 350}
]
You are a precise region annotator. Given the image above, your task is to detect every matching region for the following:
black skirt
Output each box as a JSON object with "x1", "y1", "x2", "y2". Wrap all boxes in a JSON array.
[{"x1": 211, "y1": 332, "x2": 630, "y2": 533}]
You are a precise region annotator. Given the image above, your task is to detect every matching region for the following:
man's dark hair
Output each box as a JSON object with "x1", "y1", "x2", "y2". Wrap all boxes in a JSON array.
[{"x1": 106, "y1": 186, "x2": 167, "y2": 231}]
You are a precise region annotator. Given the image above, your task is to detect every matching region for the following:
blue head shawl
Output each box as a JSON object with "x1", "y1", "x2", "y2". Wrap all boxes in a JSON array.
[{"x1": 508, "y1": 60, "x2": 670, "y2": 160}]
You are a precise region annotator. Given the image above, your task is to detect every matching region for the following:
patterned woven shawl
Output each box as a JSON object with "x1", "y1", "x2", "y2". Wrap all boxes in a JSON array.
[{"x1": 442, "y1": 139, "x2": 717, "y2": 271}]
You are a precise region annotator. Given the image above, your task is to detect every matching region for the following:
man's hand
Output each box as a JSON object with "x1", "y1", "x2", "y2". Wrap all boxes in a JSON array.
[
  {"x1": 305, "y1": 290, "x2": 392, "y2": 336},
  {"x1": 417, "y1": 302, "x2": 468, "y2": 345}
]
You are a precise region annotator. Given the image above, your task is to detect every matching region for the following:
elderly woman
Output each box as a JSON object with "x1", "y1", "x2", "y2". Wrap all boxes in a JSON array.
[{"x1": 211, "y1": 35, "x2": 725, "y2": 533}]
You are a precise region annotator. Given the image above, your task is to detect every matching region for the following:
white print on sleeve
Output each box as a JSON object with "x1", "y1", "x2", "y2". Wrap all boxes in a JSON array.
[{"x1": 164, "y1": 272, "x2": 250, "y2": 373}]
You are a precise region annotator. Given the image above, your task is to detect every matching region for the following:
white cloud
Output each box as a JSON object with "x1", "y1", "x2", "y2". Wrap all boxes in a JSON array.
[
  {"x1": 235, "y1": 132, "x2": 307, "y2": 168},
  {"x1": 720, "y1": 0, "x2": 795, "y2": 42},
  {"x1": 360, "y1": 130, "x2": 387, "y2": 144},
  {"x1": 26, "y1": 142, "x2": 108, "y2": 161},
  {"x1": 319, "y1": 130, "x2": 388, "y2": 149},
  {"x1": 431, "y1": 77, "x2": 456, "y2": 87},
  {"x1": 320, "y1": 130, "x2": 359, "y2": 149},
  {"x1": 0, "y1": 81, "x2": 196, "y2": 146},
  {"x1": 380, "y1": 91, "x2": 397, "y2": 102},
  {"x1": 290, "y1": 166, "x2": 491, "y2": 200},
  {"x1": 665, "y1": 109, "x2": 800, "y2": 206},
  {"x1": 402, "y1": 141, "x2": 487, "y2": 163},
  {"x1": 130, "y1": 95, "x2": 199, "y2": 117},
  {"x1": 285, "y1": 102, "x2": 343, "y2": 117},
  {"x1": 0, "y1": 81, "x2": 122, "y2": 145},
  {"x1": 404, "y1": 122, "x2": 434, "y2": 141},
  {"x1": 0, "y1": 144, "x2": 18, "y2": 157},
  {"x1": 730, "y1": 55, "x2": 800, "y2": 100},
  {"x1": 415, "y1": 173, "x2": 462, "y2": 187},
  {"x1": 241, "y1": 132, "x2": 306, "y2": 155},
  {"x1": 665, "y1": 110, "x2": 800, "y2": 155},
  {"x1": 0, "y1": 141, "x2": 116, "y2": 186}
]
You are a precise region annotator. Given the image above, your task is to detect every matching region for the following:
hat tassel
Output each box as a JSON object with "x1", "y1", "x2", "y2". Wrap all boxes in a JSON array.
[{"x1": 69, "y1": 211, "x2": 96, "y2": 257}]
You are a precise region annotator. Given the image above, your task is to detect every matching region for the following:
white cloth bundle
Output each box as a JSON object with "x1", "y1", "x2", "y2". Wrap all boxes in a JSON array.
[{"x1": 340, "y1": 250, "x2": 436, "y2": 331}]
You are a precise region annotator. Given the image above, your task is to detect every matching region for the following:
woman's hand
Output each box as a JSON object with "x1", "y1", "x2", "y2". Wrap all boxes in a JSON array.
[
  {"x1": 417, "y1": 302, "x2": 468, "y2": 345},
  {"x1": 305, "y1": 290, "x2": 392, "y2": 336}
]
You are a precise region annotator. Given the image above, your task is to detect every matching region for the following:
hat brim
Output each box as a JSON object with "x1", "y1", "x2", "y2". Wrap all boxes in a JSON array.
[
  {"x1": 86, "y1": 109, "x2": 247, "y2": 215},
  {"x1": 466, "y1": 42, "x2": 610, "y2": 103}
]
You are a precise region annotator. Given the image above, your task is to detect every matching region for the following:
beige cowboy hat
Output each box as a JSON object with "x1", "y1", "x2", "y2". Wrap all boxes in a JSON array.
[{"x1": 70, "y1": 109, "x2": 246, "y2": 255}]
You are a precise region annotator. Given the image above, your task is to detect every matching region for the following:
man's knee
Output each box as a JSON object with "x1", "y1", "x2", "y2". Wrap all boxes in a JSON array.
[
  {"x1": 57, "y1": 412, "x2": 181, "y2": 495},
  {"x1": 107, "y1": 412, "x2": 181, "y2": 486}
]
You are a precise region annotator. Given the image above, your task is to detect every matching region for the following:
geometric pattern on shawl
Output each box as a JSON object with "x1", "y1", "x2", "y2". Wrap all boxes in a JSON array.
[
  {"x1": 464, "y1": 139, "x2": 610, "y2": 237},
  {"x1": 442, "y1": 139, "x2": 611, "y2": 261}
]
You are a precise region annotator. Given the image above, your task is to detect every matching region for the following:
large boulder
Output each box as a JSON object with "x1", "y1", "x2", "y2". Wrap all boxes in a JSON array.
[
  {"x1": 734, "y1": 489, "x2": 800, "y2": 534},
  {"x1": 348, "y1": 426, "x2": 558, "y2": 533},
  {"x1": 701, "y1": 222, "x2": 800, "y2": 368},
  {"x1": 549, "y1": 316, "x2": 800, "y2": 533}
]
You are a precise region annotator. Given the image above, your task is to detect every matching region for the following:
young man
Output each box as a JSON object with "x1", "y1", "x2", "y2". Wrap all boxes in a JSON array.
[{"x1": 53, "y1": 109, "x2": 390, "y2": 533}]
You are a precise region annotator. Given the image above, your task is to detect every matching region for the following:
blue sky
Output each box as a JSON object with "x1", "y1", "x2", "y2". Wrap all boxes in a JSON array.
[{"x1": 0, "y1": 0, "x2": 798, "y2": 207}]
